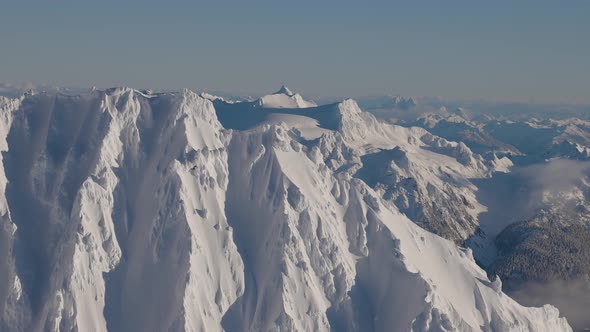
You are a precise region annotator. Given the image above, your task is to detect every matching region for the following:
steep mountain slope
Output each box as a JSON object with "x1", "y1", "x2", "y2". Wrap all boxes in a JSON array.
[
  {"x1": 344, "y1": 95, "x2": 590, "y2": 329},
  {"x1": 214, "y1": 96, "x2": 511, "y2": 242},
  {"x1": 0, "y1": 89, "x2": 572, "y2": 331},
  {"x1": 0, "y1": 89, "x2": 244, "y2": 332},
  {"x1": 463, "y1": 159, "x2": 590, "y2": 330},
  {"x1": 220, "y1": 123, "x2": 569, "y2": 331}
]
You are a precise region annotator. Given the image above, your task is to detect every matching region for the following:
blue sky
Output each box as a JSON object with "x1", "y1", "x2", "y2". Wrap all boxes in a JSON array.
[{"x1": 1, "y1": 1, "x2": 589, "y2": 102}]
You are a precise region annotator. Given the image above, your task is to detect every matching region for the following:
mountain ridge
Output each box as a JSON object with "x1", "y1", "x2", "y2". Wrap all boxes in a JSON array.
[{"x1": 0, "y1": 87, "x2": 572, "y2": 331}]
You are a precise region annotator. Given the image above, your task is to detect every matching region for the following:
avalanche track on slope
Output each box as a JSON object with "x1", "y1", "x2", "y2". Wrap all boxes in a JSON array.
[{"x1": 0, "y1": 89, "x2": 571, "y2": 331}]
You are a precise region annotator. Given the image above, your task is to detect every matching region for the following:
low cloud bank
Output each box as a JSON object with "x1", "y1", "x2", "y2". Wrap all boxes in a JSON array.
[{"x1": 509, "y1": 278, "x2": 590, "y2": 331}]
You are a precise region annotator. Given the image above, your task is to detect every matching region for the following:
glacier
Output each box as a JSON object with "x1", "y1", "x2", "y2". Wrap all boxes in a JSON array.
[{"x1": 0, "y1": 88, "x2": 571, "y2": 331}]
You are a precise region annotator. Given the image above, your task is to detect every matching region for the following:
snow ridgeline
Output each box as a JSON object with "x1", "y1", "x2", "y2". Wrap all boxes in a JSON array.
[
  {"x1": 256, "y1": 85, "x2": 317, "y2": 109},
  {"x1": 0, "y1": 89, "x2": 570, "y2": 331}
]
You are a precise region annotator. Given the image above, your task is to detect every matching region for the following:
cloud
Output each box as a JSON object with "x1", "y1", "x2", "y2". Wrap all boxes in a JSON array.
[
  {"x1": 509, "y1": 278, "x2": 590, "y2": 331},
  {"x1": 496, "y1": 159, "x2": 590, "y2": 330},
  {"x1": 516, "y1": 159, "x2": 590, "y2": 192}
]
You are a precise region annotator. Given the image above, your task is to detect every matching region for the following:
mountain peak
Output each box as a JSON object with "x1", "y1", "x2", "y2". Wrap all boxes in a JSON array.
[
  {"x1": 274, "y1": 85, "x2": 294, "y2": 96},
  {"x1": 254, "y1": 85, "x2": 316, "y2": 109}
]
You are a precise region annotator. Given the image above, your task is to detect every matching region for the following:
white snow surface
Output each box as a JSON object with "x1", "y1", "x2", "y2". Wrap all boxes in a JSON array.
[
  {"x1": 0, "y1": 88, "x2": 571, "y2": 331},
  {"x1": 256, "y1": 86, "x2": 317, "y2": 109}
]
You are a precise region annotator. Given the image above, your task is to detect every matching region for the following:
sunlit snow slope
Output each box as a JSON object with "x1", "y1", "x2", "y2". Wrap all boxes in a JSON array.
[{"x1": 0, "y1": 89, "x2": 571, "y2": 332}]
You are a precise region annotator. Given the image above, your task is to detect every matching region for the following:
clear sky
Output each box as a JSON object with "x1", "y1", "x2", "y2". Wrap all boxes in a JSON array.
[{"x1": 1, "y1": 1, "x2": 589, "y2": 102}]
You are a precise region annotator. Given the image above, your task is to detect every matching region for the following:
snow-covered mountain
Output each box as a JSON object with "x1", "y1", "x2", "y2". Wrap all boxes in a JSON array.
[
  {"x1": 0, "y1": 88, "x2": 572, "y2": 331},
  {"x1": 317, "y1": 94, "x2": 590, "y2": 330},
  {"x1": 253, "y1": 85, "x2": 317, "y2": 109},
  {"x1": 215, "y1": 94, "x2": 512, "y2": 243},
  {"x1": 357, "y1": 95, "x2": 418, "y2": 111}
]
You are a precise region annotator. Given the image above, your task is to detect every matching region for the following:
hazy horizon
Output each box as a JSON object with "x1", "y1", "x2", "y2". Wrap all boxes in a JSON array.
[{"x1": 1, "y1": 1, "x2": 589, "y2": 103}]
